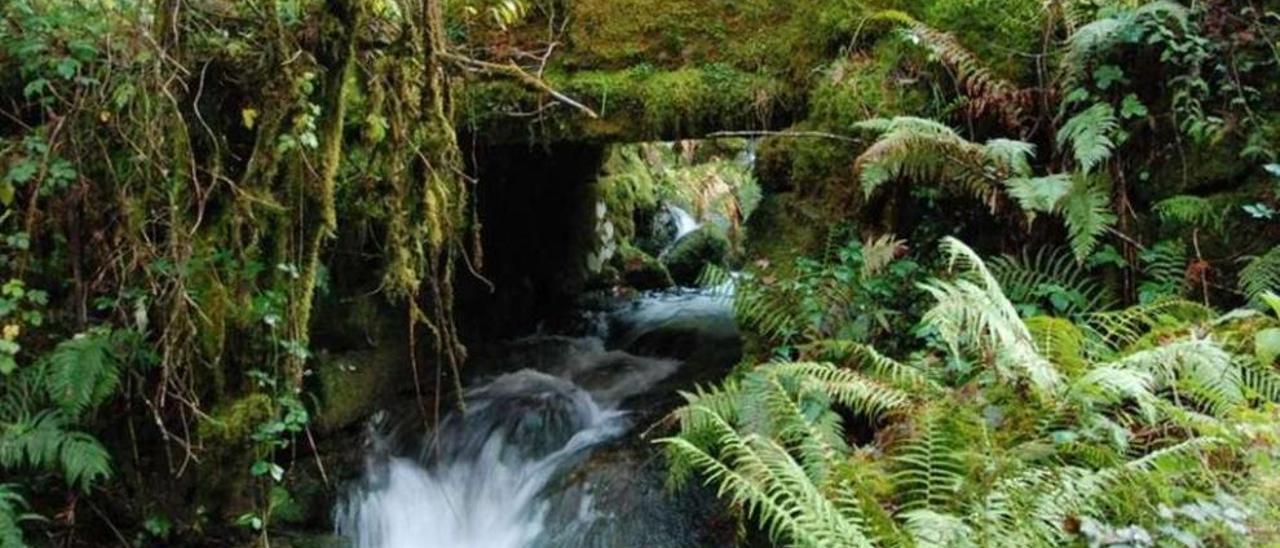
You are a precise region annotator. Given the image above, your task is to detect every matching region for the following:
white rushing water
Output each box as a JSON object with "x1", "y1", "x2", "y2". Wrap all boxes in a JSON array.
[
  {"x1": 334, "y1": 290, "x2": 731, "y2": 548},
  {"x1": 335, "y1": 371, "x2": 627, "y2": 548}
]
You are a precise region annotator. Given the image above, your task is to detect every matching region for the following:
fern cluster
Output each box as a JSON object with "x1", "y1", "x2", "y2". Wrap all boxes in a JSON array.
[
  {"x1": 662, "y1": 238, "x2": 1280, "y2": 546},
  {"x1": 854, "y1": 117, "x2": 1116, "y2": 260},
  {"x1": 0, "y1": 329, "x2": 126, "y2": 544}
]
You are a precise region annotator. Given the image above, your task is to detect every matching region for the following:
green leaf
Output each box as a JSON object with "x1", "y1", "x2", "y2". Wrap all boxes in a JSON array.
[{"x1": 22, "y1": 79, "x2": 49, "y2": 98}]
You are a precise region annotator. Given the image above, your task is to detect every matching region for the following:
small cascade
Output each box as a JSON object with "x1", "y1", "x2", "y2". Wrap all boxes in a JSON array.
[
  {"x1": 666, "y1": 203, "x2": 700, "y2": 243},
  {"x1": 335, "y1": 289, "x2": 738, "y2": 548}
]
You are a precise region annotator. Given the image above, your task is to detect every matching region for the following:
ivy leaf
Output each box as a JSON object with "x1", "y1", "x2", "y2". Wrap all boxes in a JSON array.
[
  {"x1": 1120, "y1": 94, "x2": 1148, "y2": 119},
  {"x1": 1265, "y1": 164, "x2": 1280, "y2": 178},
  {"x1": 5, "y1": 160, "x2": 38, "y2": 185},
  {"x1": 23, "y1": 78, "x2": 49, "y2": 98},
  {"x1": 55, "y1": 57, "x2": 80, "y2": 80},
  {"x1": 1093, "y1": 65, "x2": 1125, "y2": 90},
  {"x1": 241, "y1": 108, "x2": 259, "y2": 129}
]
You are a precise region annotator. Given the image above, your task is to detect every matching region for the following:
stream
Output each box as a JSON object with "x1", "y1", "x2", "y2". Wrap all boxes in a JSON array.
[{"x1": 334, "y1": 287, "x2": 740, "y2": 548}]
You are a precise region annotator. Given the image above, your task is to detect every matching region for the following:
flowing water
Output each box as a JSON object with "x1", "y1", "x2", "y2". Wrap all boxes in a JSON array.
[{"x1": 335, "y1": 288, "x2": 739, "y2": 548}]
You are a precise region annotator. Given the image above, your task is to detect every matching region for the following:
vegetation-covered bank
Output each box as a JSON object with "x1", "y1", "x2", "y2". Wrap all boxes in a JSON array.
[{"x1": 659, "y1": 1, "x2": 1280, "y2": 546}]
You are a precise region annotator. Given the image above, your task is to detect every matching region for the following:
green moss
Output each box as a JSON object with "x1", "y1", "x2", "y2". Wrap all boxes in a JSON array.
[
  {"x1": 563, "y1": 0, "x2": 863, "y2": 80},
  {"x1": 756, "y1": 43, "x2": 930, "y2": 197},
  {"x1": 198, "y1": 393, "x2": 274, "y2": 446},
  {"x1": 918, "y1": 0, "x2": 1043, "y2": 81},
  {"x1": 663, "y1": 227, "x2": 730, "y2": 285}
]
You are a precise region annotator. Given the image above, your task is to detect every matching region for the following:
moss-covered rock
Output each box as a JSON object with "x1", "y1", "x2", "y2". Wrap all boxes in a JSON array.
[
  {"x1": 194, "y1": 393, "x2": 276, "y2": 524},
  {"x1": 617, "y1": 245, "x2": 675, "y2": 290},
  {"x1": 313, "y1": 343, "x2": 406, "y2": 432},
  {"x1": 662, "y1": 227, "x2": 730, "y2": 285}
]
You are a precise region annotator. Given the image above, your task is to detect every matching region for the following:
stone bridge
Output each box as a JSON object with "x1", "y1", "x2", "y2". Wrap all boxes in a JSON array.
[{"x1": 458, "y1": 0, "x2": 852, "y2": 143}]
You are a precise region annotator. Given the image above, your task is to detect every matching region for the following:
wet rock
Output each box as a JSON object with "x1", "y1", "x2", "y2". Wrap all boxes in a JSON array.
[
  {"x1": 535, "y1": 439, "x2": 737, "y2": 548},
  {"x1": 617, "y1": 246, "x2": 675, "y2": 290}
]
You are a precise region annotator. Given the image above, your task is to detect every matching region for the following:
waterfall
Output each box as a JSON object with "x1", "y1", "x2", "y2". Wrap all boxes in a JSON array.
[{"x1": 665, "y1": 203, "x2": 699, "y2": 243}]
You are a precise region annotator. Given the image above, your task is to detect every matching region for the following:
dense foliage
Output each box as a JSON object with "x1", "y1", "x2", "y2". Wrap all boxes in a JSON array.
[{"x1": 0, "y1": 0, "x2": 1278, "y2": 545}]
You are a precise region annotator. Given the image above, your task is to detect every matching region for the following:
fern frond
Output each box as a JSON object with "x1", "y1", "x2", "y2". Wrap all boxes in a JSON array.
[
  {"x1": 990, "y1": 247, "x2": 1114, "y2": 316},
  {"x1": 769, "y1": 362, "x2": 911, "y2": 419},
  {"x1": 890, "y1": 406, "x2": 973, "y2": 513},
  {"x1": 1108, "y1": 339, "x2": 1244, "y2": 414},
  {"x1": 1081, "y1": 299, "x2": 1215, "y2": 356},
  {"x1": 44, "y1": 331, "x2": 120, "y2": 418},
  {"x1": 1137, "y1": 240, "x2": 1189, "y2": 302},
  {"x1": 1024, "y1": 316, "x2": 1088, "y2": 375},
  {"x1": 1057, "y1": 103, "x2": 1118, "y2": 174},
  {"x1": 1003, "y1": 174, "x2": 1072, "y2": 215},
  {"x1": 0, "y1": 484, "x2": 26, "y2": 548},
  {"x1": 58, "y1": 432, "x2": 111, "y2": 492},
  {"x1": 872, "y1": 12, "x2": 1028, "y2": 129},
  {"x1": 853, "y1": 118, "x2": 1025, "y2": 209},
  {"x1": 1239, "y1": 246, "x2": 1280, "y2": 302},
  {"x1": 1062, "y1": 1, "x2": 1191, "y2": 86},
  {"x1": 1057, "y1": 175, "x2": 1116, "y2": 261},
  {"x1": 1154, "y1": 195, "x2": 1226, "y2": 232},
  {"x1": 659, "y1": 406, "x2": 871, "y2": 547},
  {"x1": 861, "y1": 234, "x2": 905, "y2": 278},
  {"x1": 801, "y1": 340, "x2": 939, "y2": 393},
  {"x1": 901, "y1": 509, "x2": 976, "y2": 548}
]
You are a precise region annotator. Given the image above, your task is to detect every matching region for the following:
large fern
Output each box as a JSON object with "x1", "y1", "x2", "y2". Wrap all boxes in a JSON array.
[
  {"x1": 922, "y1": 238, "x2": 1061, "y2": 391},
  {"x1": 1061, "y1": 1, "x2": 1193, "y2": 87},
  {"x1": 872, "y1": 11, "x2": 1028, "y2": 130},
  {"x1": 44, "y1": 332, "x2": 121, "y2": 418}
]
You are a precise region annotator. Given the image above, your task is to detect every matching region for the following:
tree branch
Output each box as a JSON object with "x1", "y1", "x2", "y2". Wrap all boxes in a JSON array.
[{"x1": 438, "y1": 51, "x2": 599, "y2": 119}]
